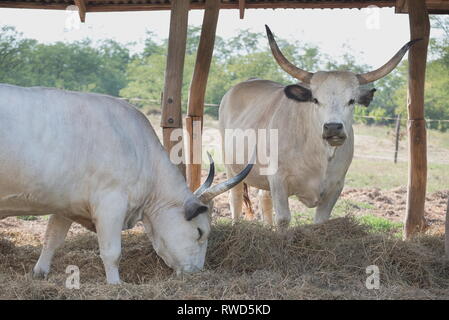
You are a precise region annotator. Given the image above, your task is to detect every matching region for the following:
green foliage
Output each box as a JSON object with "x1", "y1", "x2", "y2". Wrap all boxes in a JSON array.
[
  {"x1": 357, "y1": 215, "x2": 402, "y2": 236},
  {"x1": 0, "y1": 26, "x2": 37, "y2": 84},
  {"x1": 392, "y1": 17, "x2": 449, "y2": 131},
  {"x1": 17, "y1": 215, "x2": 38, "y2": 221},
  {"x1": 120, "y1": 54, "x2": 166, "y2": 107},
  {"x1": 2, "y1": 20, "x2": 449, "y2": 130},
  {"x1": 0, "y1": 26, "x2": 130, "y2": 96}
]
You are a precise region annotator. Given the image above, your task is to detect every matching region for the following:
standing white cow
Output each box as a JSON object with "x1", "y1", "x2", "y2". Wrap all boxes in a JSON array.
[
  {"x1": 0, "y1": 84, "x2": 252, "y2": 284},
  {"x1": 219, "y1": 25, "x2": 419, "y2": 228}
]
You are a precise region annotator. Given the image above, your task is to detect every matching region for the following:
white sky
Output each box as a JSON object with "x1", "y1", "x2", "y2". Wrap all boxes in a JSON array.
[{"x1": 0, "y1": 6, "x2": 444, "y2": 68}]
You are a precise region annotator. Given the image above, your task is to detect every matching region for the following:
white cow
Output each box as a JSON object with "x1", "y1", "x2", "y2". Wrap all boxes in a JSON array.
[
  {"x1": 0, "y1": 84, "x2": 252, "y2": 284},
  {"x1": 219, "y1": 25, "x2": 419, "y2": 228}
]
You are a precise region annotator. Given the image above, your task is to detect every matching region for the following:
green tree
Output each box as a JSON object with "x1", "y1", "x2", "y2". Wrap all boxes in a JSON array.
[
  {"x1": 0, "y1": 28, "x2": 130, "y2": 96},
  {"x1": 0, "y1": 26, "x2": 37, "y2": 84}
]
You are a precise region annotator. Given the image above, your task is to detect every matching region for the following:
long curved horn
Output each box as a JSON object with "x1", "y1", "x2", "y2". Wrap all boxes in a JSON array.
[
  {"x1": 357, "y1": 39, "x2": 422, "y2": 85},
  {"x1": 198, "y1": 151, "x2": 256, "y2": 204},
  {"x1": 193, "y1": 152, "x2": 215, "y2": 197},
  {"x1": 265, "y1": 25, "x2": 314, "y2": 84}
]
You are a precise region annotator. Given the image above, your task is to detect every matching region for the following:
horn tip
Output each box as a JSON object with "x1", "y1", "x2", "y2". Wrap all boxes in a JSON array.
[
  {"x1": 206, "y1": 151, "x2": 214, "y2": 164},
  {"x1": 265, "y1": 25, "x2": 273, "y2": 38}
]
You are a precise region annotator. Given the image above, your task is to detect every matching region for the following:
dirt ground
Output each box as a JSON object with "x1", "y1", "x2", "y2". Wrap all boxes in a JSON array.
[
  {"x1": 1, "y1": 215, "x2": 448, "y2": 300},
  {"x1": 210, "y1": 171, "x2": 448, "y2": 233},
  {"x1": 0, "y1": 116, "x2": 448, "y2": 299},
  {"x1": 1, "y1": 170, "x2": 448, "y2": 300}
]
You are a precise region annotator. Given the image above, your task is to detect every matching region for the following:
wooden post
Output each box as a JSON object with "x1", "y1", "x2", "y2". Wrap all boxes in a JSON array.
[
  {"x1": 446, "y1": 198, "x2": 449, "y2": 259},
  {"x1": 239, "y1": 0, "x2": 245, "y2": 19},
  {"x1": 186, "y1": 0, "x2": 220, "y2": 191},
  {"x1": 404, "y1": 0, "x2": 430, "y2": 239},
  {"x1": 394, "y1": 114, "x2": 401, "y2": 164},
  {"x1": 74, "y1": 0, "x2": 86, "y2": 22},
  {"x1": 161, "y1": 0, "x2": 190, "y2": 177}
]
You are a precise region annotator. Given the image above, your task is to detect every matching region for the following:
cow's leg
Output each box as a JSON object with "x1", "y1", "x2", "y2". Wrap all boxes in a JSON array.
[
  {"x1": 314, "y1": 182, "x2": 344, "y2": 224},
  {"x1": 33, "y1": 214, "x2": 72, "y2": 279},
  {"x1": 269, "y1": 178, "x2": 291, "y2": 229},
  {"x1": 258, "y1": 189, "x2": 273, "y2": 226},
  {"x1": 226, "y1": 168, "x2": 244, "y2": 221},
  {"x1": 94, "y1": 193, "x2": 128, "y2": 284}
]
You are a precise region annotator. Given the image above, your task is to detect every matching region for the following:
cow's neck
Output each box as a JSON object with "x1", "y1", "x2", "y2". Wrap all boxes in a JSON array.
[
  {"x1": 144, "y1": 147, "x2": 192, "y2": 217},
  {"x1": 292, "y1": 105, "x2": 344, "y2": 178}
]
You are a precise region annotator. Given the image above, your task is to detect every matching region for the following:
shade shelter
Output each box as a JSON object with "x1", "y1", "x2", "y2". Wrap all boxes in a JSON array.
[{"x1": 0, "y1": 0, "x2": 447, "y2": 239}]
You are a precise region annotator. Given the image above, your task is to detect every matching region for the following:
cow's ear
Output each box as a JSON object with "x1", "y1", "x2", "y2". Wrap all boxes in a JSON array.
[
  {"x1": 357, "y1": 88, "x2": 377, "y2": 107},
  {"x1": 284, "y1": 84, "x2": 312, "y2": 102},
  {"x1": 184, "y1": 198, "x2": 208, "y2": 221}
]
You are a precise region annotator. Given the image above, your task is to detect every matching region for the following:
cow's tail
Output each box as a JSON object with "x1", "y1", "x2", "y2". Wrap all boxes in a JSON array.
[{"x1": 242, "y1": 183, "x2": 255, "y2": 220}]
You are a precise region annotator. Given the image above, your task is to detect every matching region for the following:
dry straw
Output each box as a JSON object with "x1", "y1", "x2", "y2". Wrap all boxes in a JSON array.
[{"x1": 1, "y1": 217, "x2": 448, "y2": 299}]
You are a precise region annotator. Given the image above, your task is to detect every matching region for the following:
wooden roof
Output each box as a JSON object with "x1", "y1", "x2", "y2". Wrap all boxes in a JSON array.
[
  {"x1": 0, "y1": 0, "x2": 397, "y2": 12},
  {"x1": 0, "y1": 1, "x2": 448, "y2": 16}
]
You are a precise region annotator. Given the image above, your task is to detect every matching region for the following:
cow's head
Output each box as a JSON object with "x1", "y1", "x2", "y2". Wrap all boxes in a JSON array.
[
  {"x1": 143, "y1": 153, "x2": 253, "y2": 275},
  {"x1": 266, "y1": 25, "x2": 419, "y2": 147}
]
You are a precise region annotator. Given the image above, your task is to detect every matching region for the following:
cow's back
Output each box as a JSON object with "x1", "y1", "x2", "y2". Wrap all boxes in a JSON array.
[
  {"x1": 219, "y1": 80, "x2": 287, "y2": 190},
  {"x1": 0, "y1": 84, "x2": 157, "y2": 216},
  {"x1": 219, "y1": 79, "x2": 285, "y2": 131}
]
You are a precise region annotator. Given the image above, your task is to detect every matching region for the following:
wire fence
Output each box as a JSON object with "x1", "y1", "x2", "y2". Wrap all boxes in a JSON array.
[
  {"x1": 124, "y1": 96, "x2": 449, "y2": 165},
  {"x1": 354, "y1": 114, "x2": 449, "y2": 124},
  {"x1": 122, "y1": 97, "x2": 449, "y2": 125}
]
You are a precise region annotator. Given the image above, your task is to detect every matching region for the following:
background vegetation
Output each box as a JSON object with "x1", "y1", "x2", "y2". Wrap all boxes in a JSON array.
[{"x1": 1, "y1": 17, "x2": 449, "y2": 129}]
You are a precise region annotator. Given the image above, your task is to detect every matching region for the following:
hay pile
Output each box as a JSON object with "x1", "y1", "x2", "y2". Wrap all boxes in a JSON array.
[{"x1": 1, "y1": 217, "x2": 448, "y2": 299}]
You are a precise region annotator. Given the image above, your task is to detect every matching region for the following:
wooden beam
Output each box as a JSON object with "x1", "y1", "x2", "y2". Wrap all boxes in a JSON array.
[
  {"x1": 74, "y1": 0, "x2": 86, "y2": 23},
  {"x1": 239, "y1": 0, "x2": 245, "y2": 19},
  {"x1": 396, "y1": 0, "x2": 449, "y2": 13},
  {"x1": 404, "y1": 0, "x2": 430, "y2": 239},
  {"x1": 0, "y1": 1, "x2": 396, "y2": 12},
  {"x1": 186, "y1": 0, "x2": 220, "y2": 192},
  {"x1": 161, "y1": 0, "x2": 189, "y2": 176},
  {"x1": 395, "y1": 0, "x2": 406, "y2": 13}
]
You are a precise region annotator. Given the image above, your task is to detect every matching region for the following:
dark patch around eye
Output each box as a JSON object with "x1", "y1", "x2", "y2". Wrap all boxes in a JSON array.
[
  {"x1": 197, "y1": 228, "x2": 203, "y2": 240},
  {"x1": 348, "y1": 99, "x2": 355, "y2": 105},
  {"x1": 312, "y1": 98, "x2": 319, "y2": 104}
]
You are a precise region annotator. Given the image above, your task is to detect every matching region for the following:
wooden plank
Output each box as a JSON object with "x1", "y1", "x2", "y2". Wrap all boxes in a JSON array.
[
  {"x1": 394, "y1": 114, "x2": 401, "y2": 164},
  {"x1": 444, "y1": 198, "x2": 449, "y2": 260},
  {"x1": 161, "y1": 0, "x2": 189, "y2": 177},
  {"x1": 239, "y1": 0, "x2": 245, "y2": 19},
  {"x1": 186, "y1": 0, "x2": 220, "y2": 192},
  {"x1": 163, "y1": 127, "x2": 186, "y2": 176},
  {"x1": 74, "y1": 0, "x2": 86, "y2": 22},
  {"x1": 395, "y1": 0, "x2": 406, "y2": 13},
  {"x1": 404, "y1": 0, "x2": 430, "y2": 239},
  {"x1": 160, "y1": 0, "x2": 189, "y2": 129},
  {"x1": 396, "y1": 0, "x2": 449, "y2": 13},
  {"x1": 0, "y1": 1, "x2": 396, "y2": 12},
  {"x1": 186, "y1": 116, "x2": 203, "y2": 191}
]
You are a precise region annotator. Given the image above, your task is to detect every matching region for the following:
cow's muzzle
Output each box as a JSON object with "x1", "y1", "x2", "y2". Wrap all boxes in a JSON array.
[{"x1": 322, "y1": 122, "x2": 347, "y2": 146}]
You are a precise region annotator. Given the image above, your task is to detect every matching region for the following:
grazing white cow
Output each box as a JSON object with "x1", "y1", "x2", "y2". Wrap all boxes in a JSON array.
[
  {"x1": 219, "y1": 25, "x2": 419, "y2": 228},
  {"x1": 0, "y1": 84, "x2": 252, "y2": 284}
]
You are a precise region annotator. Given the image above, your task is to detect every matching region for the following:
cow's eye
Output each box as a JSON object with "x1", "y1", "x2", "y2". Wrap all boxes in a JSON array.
[
  {"x1": 197, "y1": 228, "x2": 203, "y2": 241},
  {"x1": 348, "y1": 99, "x2": 355, "y2": 105},
  {"x1": 312, "y1": 98, "x2": 319, "y2": 105}
]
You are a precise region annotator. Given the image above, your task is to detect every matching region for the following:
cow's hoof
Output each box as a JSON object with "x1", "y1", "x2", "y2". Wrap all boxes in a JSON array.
[{"x1": 32, "y1": 267, "x2": 49, "y2": 280}]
